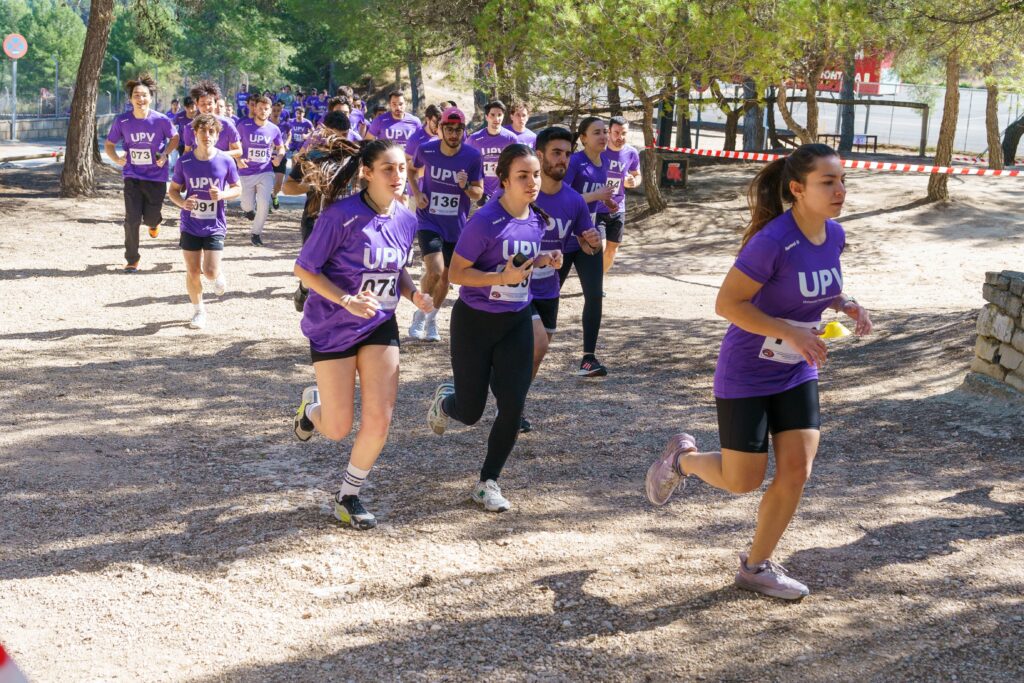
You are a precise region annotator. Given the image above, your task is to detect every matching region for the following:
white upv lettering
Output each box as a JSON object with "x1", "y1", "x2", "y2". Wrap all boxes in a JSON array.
[
  {"x1": 547, "y1": 217, "x2": 572, "y2": 240},
  {"x1": 798, "y1": 268, "x2": 843, "y2": 297},
  {"x1": 608, "y1": 160, "x2": 625, "y2": 173},
  {"x1": 363, "y1": 246, "x2": 404, "y2": 270},
  {"x1": 129, "y1": 132, "x2": 156, "y2": 143},
  {"x1": 429, "y1": 167, "x2": 457, "y2": 183},
  {"x1": 501, "y1": 240, "x2": 537, "y2": 260}
]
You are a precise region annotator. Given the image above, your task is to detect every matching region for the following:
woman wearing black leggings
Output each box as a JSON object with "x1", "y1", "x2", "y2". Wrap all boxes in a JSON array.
[{"x1": 428, "y1": 144, "x2": 562, "y2": 512}]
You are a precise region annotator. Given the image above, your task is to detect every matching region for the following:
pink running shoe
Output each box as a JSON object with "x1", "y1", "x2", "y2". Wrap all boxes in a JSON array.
[
  {"x1": 734, "y1": 552, "x2": 809, "y2": 600},
  {"x1": 644, "y1": 433, "x2": 697, "y2": 506}
]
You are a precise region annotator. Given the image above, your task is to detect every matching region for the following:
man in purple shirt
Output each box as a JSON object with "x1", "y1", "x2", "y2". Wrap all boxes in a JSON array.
[
  {"x1": 164, "y1": 98, "x2": 181, "y2": 119},
  {"x1": 508, "y1": 101, "x2": 537, "y2": 148},
  {"x1": 104, "y1": 74, "x2": 179, "y2": 272},
  {"x1": 364, "y1": 91, "x2": 422, "y2": 151},
  {"x1": 467, "y1": 100, "x2": 519, "y2": 201},
  {"x1": 598, "y1": 115, "x2": 643, "y2": 273},
  {"x1": 237, "y1": 95, "x2": 286, "y2": 246}
]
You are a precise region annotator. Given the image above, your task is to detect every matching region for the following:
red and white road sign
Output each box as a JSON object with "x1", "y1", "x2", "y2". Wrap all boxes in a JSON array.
[{"x1": 3, "y1": 34, "x2": 28, "y2": 60}]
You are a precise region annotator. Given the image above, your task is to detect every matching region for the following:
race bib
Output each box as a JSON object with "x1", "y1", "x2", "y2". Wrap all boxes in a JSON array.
[
  {"x1": 489, "y1": 265, "x2": 531, "y2": 303},
  {"x1": 483, "y1": 161, "x2": 497, "y2": 177},
  {"x1": 129, "y1": 148, "x2": 153, "y2": 165},
  {"x1": 292, "y1": 132, "x2": 306, "y2": 142},
  {"x1": 532, "y1": 265, "x2": 556, "y2": 280},
  {"x1": 191, "y1": 198, "x2": 218, "y2": 220},
  {"x1": 360, "y1": 272, "x2": 400, "y2": 311},
  {"x1": 248, "y1": 147, "x2": 271, "y2": 163},
  {"x1": 758, "y1": 319, "x2": 821, "y2": 365},
  {"x1": 429, "y1": 192, "x2": 460, "y2": 216},
  {"x1": 606, "y1": 177, "x2": 622, "y2": 194}
]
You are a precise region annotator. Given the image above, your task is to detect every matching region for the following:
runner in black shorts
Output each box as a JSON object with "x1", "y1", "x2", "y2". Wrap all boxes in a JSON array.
[
  {"x1": 598, "y1": 116, "x2": 642, "y2": 273},
  {"x1": 645, "y1": 144, "x2": 874, "y2": 600}
]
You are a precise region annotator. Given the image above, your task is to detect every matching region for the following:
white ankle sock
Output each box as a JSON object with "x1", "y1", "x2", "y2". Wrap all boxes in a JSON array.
[{"x1": 339, "y1": 462, "x2": 371, "y2": 498}]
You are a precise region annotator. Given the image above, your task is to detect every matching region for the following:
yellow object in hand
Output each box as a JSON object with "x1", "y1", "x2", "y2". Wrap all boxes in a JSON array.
[{"x1": 821, "y1": 321, "x2": 852, "y2": 340}]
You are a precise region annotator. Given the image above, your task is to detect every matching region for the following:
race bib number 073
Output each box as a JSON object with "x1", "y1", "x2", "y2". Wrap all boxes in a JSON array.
[{"x1": 129, "y1": 148, "x2": 153, "y2": 165}]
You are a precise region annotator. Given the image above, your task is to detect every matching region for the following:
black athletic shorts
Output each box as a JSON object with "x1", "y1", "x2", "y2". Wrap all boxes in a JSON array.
[
  {"x1": 530, "y1": 297, "x2": 559, "y2": 333},
  {"x1": 417, "y1": 230, "x2": 456, "y2": 268},
  {"x1": 179, "y1": 232, "x2": 225, "y2": 251},
  {"x1": 273, "y1": 154, "x2": 288, "y2": 174},
  {"x1": 309, "y1": 315, "x2": 400, "y2": 362},
  {"x1": 715, "y1": 380, "x2": 820, "y2": 453},
  {"x1": 124, "y1": 177, "x2": 166, "y2": 228},
  {"x1": 596, "y1": 211, "x2": 624, "y2": 243}
]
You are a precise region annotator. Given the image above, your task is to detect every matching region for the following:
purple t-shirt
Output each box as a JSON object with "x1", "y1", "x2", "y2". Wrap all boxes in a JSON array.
[
  {"x1": 367, "y1": 112, "x2": 422, "y2": 150},
  {"x1": 181, "y1": 115, "x2": 240, "y2": 153},
  {"x1": 171, "y1": 150, "x2": 240, "y2": 238},
  {"x1": 297, "y1": 194, "x2": 418, "y2": 353},
  {"x1": 467, "y1": 127, "x2": 519, "y2": 196},
  {"x1": 453, "y1": 199, "x2": 545, "y2": 313},
  {"x1": 288, "y1": 119, "x2": 315, "y2": 151},
  {"x1": 236, "y1": 119, "x2": 284, "y2": 176},
  {"x1": 532, "y1": 185, "x2": 592, "y2": 298},
  {"x1": 413, "y1": 139, "x2": 484, "y2": 242},
  {"x1": 235, "y1": 91, "x2": 250, "y2": 110},
  {"x1": 564, "y1": 151, "x2": 609, "y2": 223},
  {"x1": 347, "y1": 129, "x2": 362, "y2": 142},
  {"x1": 714, "y1": 211, "x2": 847, "y2": 399},
  {"x1": 599, "y1": 145, "x2": 640, "y2": 214},
  {"x1": 510, "y1": 126, "x2": 537, "y2": 148},
  {"x1": 106, "y1": 110, "x2": 177, "y2": 182},
  {"x1": 405, "y1": 126, "x2": 436, "y2": 162},
  {"x1": 348, "y1": 108, "x2": 366, "y2": 134}
]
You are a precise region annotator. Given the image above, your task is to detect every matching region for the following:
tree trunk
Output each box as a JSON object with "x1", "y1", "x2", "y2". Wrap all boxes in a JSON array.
[
  {"x1": 723, "y1": 110, "x2": 741, "y2": 150},
  {"x1": 928, "y1": 49, "x2": 960, "y2": 201},
  {"x1": 60, "y1": 0, "x2": 115, "y2": 197},
  {"x1": 608, "y1": 82, "x2": 622, "y2": 116},
  {"x1": 639, "y1": 98, "x2": 667, "y2": 213},
  {"x1": 776, "y1": 85, "x2": 813, "y2": 144},
  {"x1": 805, "y1": 67, "x2": 822, "y2": 141},
  {"x1": 406, "y1": 43, "x2": 425, "y2": 117},
  {"x1": 983, "y1": 72, "x2": 1003, "y2": 170},
  {"x1": 838, "y1": 53, "x2": 856, "y2": 152},
  {"x1": 472, "y1": 61, "x2": 488, "y2": 125},
  {"x1": 741, "y1": 78, "x2": 763, "y2": 151},
  {"x1": 766, "y1": 87, "x2": 781, "y2": 148}
]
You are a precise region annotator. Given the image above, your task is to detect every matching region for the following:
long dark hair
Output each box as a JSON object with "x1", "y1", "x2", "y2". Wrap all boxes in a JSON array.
[
  {"x1": 495, "y1": 143, "x2": 550, "y2": 224},
  {"x1": 293, "y1": 135, "x2": 383, "y2": 215},
  {"x1": 572, "y1": 116, "x2": 604, "y2": 149},
  {"x1": 742, "y1": 143, "x2": 837, "y2": 248}
]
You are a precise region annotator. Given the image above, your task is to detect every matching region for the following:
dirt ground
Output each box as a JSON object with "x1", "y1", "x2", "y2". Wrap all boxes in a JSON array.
[{"x1": 0, "y1": 160, "x2": 1022, "y2": 683}]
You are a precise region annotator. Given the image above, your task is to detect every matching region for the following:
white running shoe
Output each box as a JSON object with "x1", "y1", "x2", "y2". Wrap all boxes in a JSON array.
[
  {"x1": 189, "y1": 309, "x2": 207, "y2": 329},
  {"x1": 213, "y1": 274, "x2": 227, "y2": 296},
  {"x1": 293, "y1": 385, "x2": 319, "y2": 442},
  {"x1": 424, "y1": 313, "x2": 441, "y2": 342},
  {"x1": 409, "y1": 310, "x2": 427, "y2": 340},
  {"x1": 472, "y1": 479, "x2": 511, "y2": 512},
  {"x1": 428, "y1": 382, "x2": 455, "y2": 435}
]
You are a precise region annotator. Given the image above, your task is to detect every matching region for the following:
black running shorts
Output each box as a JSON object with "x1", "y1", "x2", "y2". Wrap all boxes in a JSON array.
[
  {"x1": 417, "y1": 230, "x2": 456, "y2": 268},
  {"x1": 715, "y1": 380, "x2": 820, "y2": 453},
  {"x1": 310, "y1": 316, "x2": 400, "y2": 362},
  {"x1": 530, "y1": 297, "x2": 559, "y2": 333}
]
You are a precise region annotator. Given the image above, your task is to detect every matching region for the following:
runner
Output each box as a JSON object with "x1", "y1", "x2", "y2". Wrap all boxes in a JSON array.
[
  {"x1": 467, "y1": 100, "x2": 518, "y2": 202},
  {"x1": 235, "y1": 83, "x2": 250, "y2": 119},
  {"x1": 104, "y1": 74, "x2": 179, "y2": 272},
  {"x1": 523, "y1": 126, "x2": 601, "y2": 430},
  {"x1": 508, "y1": 101, "x2": 537, "y2": 148},
  {"x1": 292, "y1": 139, "x2": 434, "y2": 530},
  {"x1": 164, "y1": 98, "x2": 180, "y2": 119},
  {"x1": 214, "y1": 96, "x2": 227, "y2": 118},
  {"x1": 236, "y1": 95, "x2": 287, "y2": 246},
  {"x1": 427, "y1": 144, "x2": 561, "y2": 513},
  {"x1": 645, "y1": 143, "x2": 873, "y2": 600},
  {"x1": 404, "y1": 104, "x2": 441, "y2": 162},
  {"x1": 173, "y1": 96, "x2": 196, "y2": 156},
  {"x1": 167, "y1": 114, "x2": 242, "y2": 329},
  {"x1": 598, "y1": 115, "x2": 642, "y2": 273},
  {"x1": 363, "y1": 91, "x2": 421, "y2": 150},
  {"x1": 224, "y1": 102, "x2": 238, "y2": 124},
  {"x1": 270, "y1": 101, "x2": 293, "y2": 210},
  {"x1": 283, "y1": 112, "x2": 357, "y2": 311},
  {"x1": 560, "y1": 116, "x2": 615, "y2": 377},
  {"x1": 407, "y1": 106, "x2": 484, "y2": 342},
  {"x1": 181, "y1": 81, "x2": 242, "y2": 159},
  {"x1": 288, "y1": 107, "x2": 315, "y2": 152},
  {"x1": 348, "y1": 92, "x2": 366, "y2": 136}
]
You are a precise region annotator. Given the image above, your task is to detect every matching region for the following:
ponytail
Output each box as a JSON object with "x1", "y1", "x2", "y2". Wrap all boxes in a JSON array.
[
  {"x1": 293, "y1": 133, "x2": 362, "y2": 216},
  {"x1": 530, "y1": 202, "x2": 551, "y2": 225},
  {"x1": 740, "y1": 143, "x2": 837, "y2": 249}
]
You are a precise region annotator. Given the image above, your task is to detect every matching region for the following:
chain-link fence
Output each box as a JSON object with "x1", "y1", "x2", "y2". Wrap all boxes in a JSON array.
[{"x1": 0, "y1": 88, "x2": 117, "y2": 120}]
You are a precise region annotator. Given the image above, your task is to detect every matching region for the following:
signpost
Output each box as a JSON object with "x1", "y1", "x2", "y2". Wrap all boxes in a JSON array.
[{"x1": 4, "y1": 34, "x2": 28, "y2": 141}]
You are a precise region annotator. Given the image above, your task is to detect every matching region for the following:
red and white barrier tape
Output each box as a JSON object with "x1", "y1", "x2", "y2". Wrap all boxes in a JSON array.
[
  {"x1": 647, "y1": 145, "x2": 1024, "y2": 178},
  {"x1": 952, "y1": 154, "x2": 1023, "y2": 165}
]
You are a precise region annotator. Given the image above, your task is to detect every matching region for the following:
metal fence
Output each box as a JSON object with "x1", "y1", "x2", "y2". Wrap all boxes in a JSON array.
[{"x1": 0, "y1": 89, "x2": 117, "y2": 120}]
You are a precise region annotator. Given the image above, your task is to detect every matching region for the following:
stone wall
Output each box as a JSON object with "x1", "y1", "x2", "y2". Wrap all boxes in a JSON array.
[
  {"x1": 1, "y1": 114, "x2": 117, "y2": 142},
  {"x1": 971, "y1": 270, "x2": 1024, "y2": 393}
]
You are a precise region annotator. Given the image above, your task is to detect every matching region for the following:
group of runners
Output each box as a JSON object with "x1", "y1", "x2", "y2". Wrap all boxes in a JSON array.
[{"x1": 104, "y1": 74, "x2": 873, "y2": 601}]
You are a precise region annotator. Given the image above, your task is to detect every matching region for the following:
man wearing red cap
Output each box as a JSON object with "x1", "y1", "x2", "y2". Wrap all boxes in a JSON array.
[{"x1": 407, "y1": 107, "x2": 485, "y2": 341}]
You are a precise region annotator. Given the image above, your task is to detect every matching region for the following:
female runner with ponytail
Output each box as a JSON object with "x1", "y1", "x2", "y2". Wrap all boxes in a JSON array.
[
  {"x1": 292, "y1": 138, "x2": 434, "y2": 530},
  {"x1": 427, "y1": 144, "x2": 563, "y2": 513},
  {"x1": 645, "y1": 144, "x2": 873, "y2": 599}
]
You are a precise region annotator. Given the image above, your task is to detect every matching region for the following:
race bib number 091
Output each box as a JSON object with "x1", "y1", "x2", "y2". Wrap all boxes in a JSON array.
[
  {"x1": 360, "y1": 272, "x2": 400, "y2": 310},
  {"x1": 191, "y1": 198, "x2": 217, "y2": 220}
]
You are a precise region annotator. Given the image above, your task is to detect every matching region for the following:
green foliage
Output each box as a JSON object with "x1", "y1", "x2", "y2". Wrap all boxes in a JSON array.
[{"x1": 0, "y1": 0, "x2": 86, "y2": 94}]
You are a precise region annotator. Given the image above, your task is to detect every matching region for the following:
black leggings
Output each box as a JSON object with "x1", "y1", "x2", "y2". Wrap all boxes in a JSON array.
[
  {"x1": 558, "y1": 248, "x2": 604, "y2": 354},
  {"x1": 443, "y1": 299, "x2": 534, "y2": 482}
]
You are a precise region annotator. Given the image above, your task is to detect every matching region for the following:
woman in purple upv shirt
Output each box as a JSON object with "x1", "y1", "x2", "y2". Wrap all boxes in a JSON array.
[
  {"x1": 427, "y1": 144, "x2": 562, "y2": 514},
  {"x1": 292, "y1": 140, "x2": 434, "y2": 531},
  {"x1": 645, "y1": 144, "x2": 874, "y2": 601}
]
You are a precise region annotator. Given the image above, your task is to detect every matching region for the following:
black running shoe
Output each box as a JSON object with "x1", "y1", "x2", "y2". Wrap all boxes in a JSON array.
[
  {"x1": 334, "y1": 494, "x2": 377, "y2": 530},
  {"x1": 577, "y1": 355, "x2": 608, "y2": 377},
  {"x1": 272, "y1": 196, "x2": 280, "y2": 210},
  {"x1": 243, "y1": 210, "x2": 256, "y2": 221},
  {"x1": 520, "y1": 416, "x2": 532, "y2": 433},
  {"x1": 293, "y1": 283, "x2": 308, "y2": 312},
  {"x1": 251, "y1": 234, "x2": 264, "y2": 247}
]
